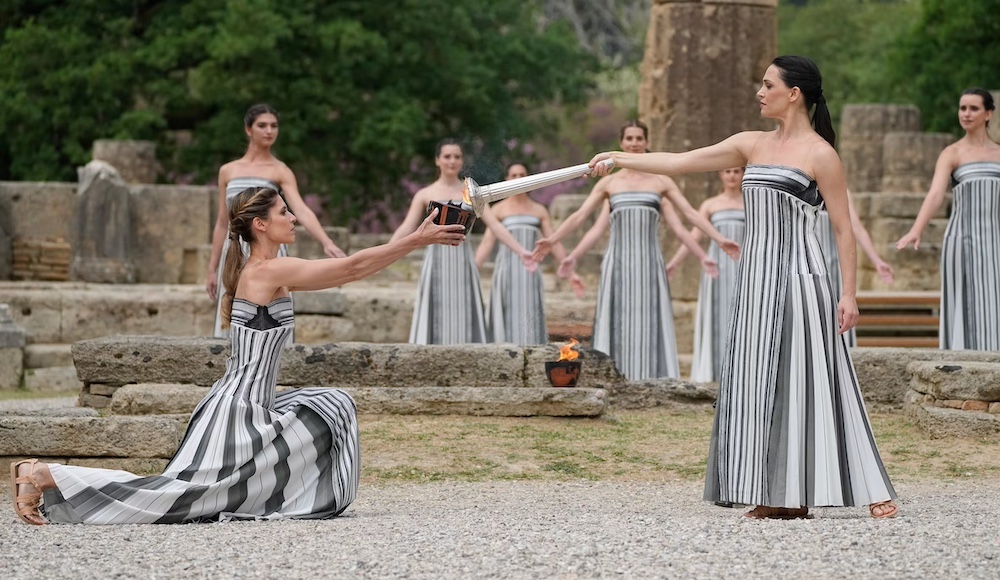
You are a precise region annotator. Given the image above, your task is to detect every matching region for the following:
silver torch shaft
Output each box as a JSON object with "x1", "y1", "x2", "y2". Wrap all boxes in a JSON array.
[{"x1": 462, "y1": 159, "x2": 613, "y2": 216}]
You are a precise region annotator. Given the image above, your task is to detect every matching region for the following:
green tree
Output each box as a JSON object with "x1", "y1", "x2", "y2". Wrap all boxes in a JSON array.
[
  {"x1": 890, "y1": 0, "x2": 1000, "y2": 133},
  {"x1": 0, "y1": 0, "x2": 597, "y2": 223}
]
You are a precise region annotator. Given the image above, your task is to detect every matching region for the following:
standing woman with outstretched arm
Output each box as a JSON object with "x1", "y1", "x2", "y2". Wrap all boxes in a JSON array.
[
  {"x1": 206, "y1": 104, "x2": 347, "y2": 339},
  {"x1": 588, "y1": 56, "x2": 897, "y2": 520},
  {"x1": 897, "y1": 88, "x2": 1000, "y2": 351}
]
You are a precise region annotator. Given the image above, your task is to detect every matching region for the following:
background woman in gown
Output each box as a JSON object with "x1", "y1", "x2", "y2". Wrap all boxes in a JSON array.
[
  {"x1": 897, "y1": 88, "x2": 1000, "y2": 351},
  {"x1": 666, "y1": 167, "x2": 746, "y2": 383},
  {"x1": 588, "y1": 56, "x2": 898, "y2": 519},
  {"x1": 536, "y1": 121, "x2": 739, "y2": 381},
  {"x1": 392, "y1": 140, "x2": 537, "y2": 345},
  {"x1": 475, "y1": 162, "x2": 585, "y2": 344},
  {"x1": 11, "y1": 187, "x2": 466, "y2": 525},
  {"x1": 206, "y1": 104, "x2": 347, "y2": 338}
]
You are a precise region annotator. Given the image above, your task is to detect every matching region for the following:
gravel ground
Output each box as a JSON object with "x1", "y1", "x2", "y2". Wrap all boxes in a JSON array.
[{"x1": 1, "y1": 479, "x2": 997, "y2": 579}]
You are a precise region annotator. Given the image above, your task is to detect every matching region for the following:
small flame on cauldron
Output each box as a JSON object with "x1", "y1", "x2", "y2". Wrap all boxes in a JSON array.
[
  {"x1": 461, "y1": 182, "x2": 472, "y2": 205},
  {"x1": 557, "y1": 338, "x2": 580, "y2": 362}
]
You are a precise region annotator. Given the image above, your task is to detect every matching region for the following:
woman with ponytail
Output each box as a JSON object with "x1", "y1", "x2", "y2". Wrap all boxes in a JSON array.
[
  {"x1": 588, "y1": 55, "x2": 898, "y2": 520},
  {"x1": 11, "y1": 187, "x2": 466, "y2": 525},
  {"x1": 897, "y1": 88, "x2": 1000, "y2": 350}
]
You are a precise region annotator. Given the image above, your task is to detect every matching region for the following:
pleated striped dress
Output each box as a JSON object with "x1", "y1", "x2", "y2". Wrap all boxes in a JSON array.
[
  {"x1": 487, "y1": 215, "x2": 547, "y2": 344},
  {"x1": 940, "y1": 162, "x2": 1000, "y2": 350},
  {"x1": 815, "y1": 211, "x2": 856, "y2": 347},
  {"x1": 690, "y1": 209, "x2": 745, "y2": 382},
  {"x1": 409, "y1": 201, "x2": 487, "y2": 344},
  {"x1": 704, "y1": 165, "x2": 896, "y2": 509},
  {"x1": 41, "y1": 298, "x2": 360, "y2": 524},
  {"x1": 593, "y1": 192, "x2": 679, "y2": 380},
  {"x1": 214, "y1": 177, "x2": 291, "y2": 339}
]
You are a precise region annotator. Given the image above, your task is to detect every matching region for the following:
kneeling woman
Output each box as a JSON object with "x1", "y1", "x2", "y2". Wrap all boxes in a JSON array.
[{"x1": 11, "y1": 187, "x2": 466, "y2": 525}]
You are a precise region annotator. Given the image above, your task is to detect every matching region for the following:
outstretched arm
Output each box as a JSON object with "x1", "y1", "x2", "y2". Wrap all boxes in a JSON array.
[
  {"x1": 533, "y1": 176, "x2": 611, "y2": 261},
  {"x1": 279, "y1": 166, "x2": 346, "y2": 258},
  {"x1": 896, "y1": 147, "x2": 956, "y2": 250},
  {"x1": 557, "y1": 202, "x2": 610, "y2": 279},
  {"x1": 847, "y1": 190, "x2": 894, "y2": 285},
  {"x1": 589, "y1": 132, "x2": 759, "y2": 178}
]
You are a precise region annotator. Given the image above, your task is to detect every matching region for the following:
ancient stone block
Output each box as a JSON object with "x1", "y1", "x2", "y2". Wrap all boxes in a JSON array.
[
  {"x1": 23, "y1": 343, "x2": 74, "y2": 369},
  {"x1": 344, "y1": 386, "x2": 606, "y2": 417},
  {"x1": 88, "y1": 384, "x2": 120, "y2": 396},
  {"x1": 904, "y1": 398, "x2": 1000, "y2": 440},
  {"x1": 962, "y1": 400, "x2": 990, "y2": 412},
  {"x1": 522, "y1": 344, "x2": 625, "y2": 390},
  {"x1": 92, "y1": 139, "x2": 160, "y2": 184},
  {"x1": 10, "y1": 237, "x2": 71, "y2": 282},
  {"x1": 850, "y1": 348, "x2": 1000, "y2": 407},
  {"x1": 23, "y1": 366, "x2": 82, "y2": 394},
  {"x1": 180, "y1": 244, "x2": 213, "y2": 285},
  {"x1": 881, "y1": 132, "x2": 954, "y2": 193},
  {"x1": 0, "y1": 181, "x2": 77, "y2": 240},
  {"x1": 129, "y1": 185, "x2": 212, "y2": 283},
  {"x1": 605, "y1": 377, "x2": 717, "y2": 409},
  {"x1": 0, "y1": 348, "x2": 23, "y2": 390},
  {"x1": 71, "y1": 161, "x2": 136, "y2": 283},
  {"x1": 907, "y1": 361, "x2": 1000, "y2": 402},
  {"x1": 990, "y1": 402, "x2": 1000, "y2": 414},
  {"x1": 292, "y1": 290, "x2": 348, "y2": 315},
  {"x1": 0, "y1": 415, "x2": 188, "y2": 458},
  {"x1": 839, "y1": 104, "x2": 922, "y2": 192},
  {"x1": 108, "y1": 383, "x2": 208, "y2": 416}
]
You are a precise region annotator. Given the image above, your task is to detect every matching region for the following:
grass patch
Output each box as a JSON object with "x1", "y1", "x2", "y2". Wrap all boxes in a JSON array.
[{"x1": 358, "y1": 409, "x2": 1000, "y2": 485}]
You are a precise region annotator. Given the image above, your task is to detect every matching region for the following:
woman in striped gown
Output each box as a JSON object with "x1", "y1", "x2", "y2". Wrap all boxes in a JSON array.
[
  {"x1": 588, "y1": 56, "x2": 898, "y2": 519},
  {"x1": 665, "y1": 167, "x2": 746, "y2": 383},
  {"x1": 897, "y1": 88, "x2": 1000, "y2": 351},
  {"x1": 10, "y1": 187, "x2": 467, "y2": 525},
  {"x1": 815, "y1": 190, "x2": 895, "y2": 347},
  {"x1": 393, "y1": 140, "x2": 536, "y2": 345},
  {"x1": 475, "y1": 163, "x2": 585, "y2": 344},
  {"x1": 536, "y1": 121, "x2": 740, "y2": 380},
  {"x1": 206, "y1": 104, "x2": 347, "y2": 339}
]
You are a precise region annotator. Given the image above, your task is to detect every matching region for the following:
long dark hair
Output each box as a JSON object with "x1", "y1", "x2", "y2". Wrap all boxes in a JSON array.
[
  {"x1": 961, "y1": 88, "x2": 995, "y2": 130},
  {"x1": 772, "y1": 56, "x2": 835, "y2": 148},
  {"x1": 221, "y1": 187, "x2": 281, "y2": 325}
]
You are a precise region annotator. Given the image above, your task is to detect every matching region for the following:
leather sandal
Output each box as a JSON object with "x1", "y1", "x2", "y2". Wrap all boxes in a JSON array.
[
  {"x1": 10, "y1": 459, "x2": 47, "y2": 525},
  {"x1": 869, "y1": 500, "x2": 898, "y2": 519}
]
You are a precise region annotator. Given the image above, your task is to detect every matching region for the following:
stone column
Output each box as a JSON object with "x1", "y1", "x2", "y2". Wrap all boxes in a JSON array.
[
  {"x1": 881, "y1": 132, "x2": 954, "y2": 193},
  {"x1": 92, "y1": 139, "x2": 160, "y2": 184},
  {"x1": 839, "y1": 104, "x2": 921, "y2": 194},
  {"x1": 70, "y1": 160, "x2": 137, "y2": 283},
  {"x1": 0, "y1": 304, "x2": 26, "y2": 390}
]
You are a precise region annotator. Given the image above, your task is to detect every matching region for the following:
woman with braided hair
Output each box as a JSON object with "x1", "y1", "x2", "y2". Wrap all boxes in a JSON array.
[{"x1": 11, "y1": 186, "x2": 466, "y2": 525}]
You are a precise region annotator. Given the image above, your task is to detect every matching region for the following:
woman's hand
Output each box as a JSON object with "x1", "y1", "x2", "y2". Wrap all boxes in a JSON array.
[
  {"x1": 519, "y1": 250, "x2": 539, "y2": 273},
  {"x1": 206, "y1": 271, "x2": 219, "y2": 302},
  {"x1": 587, "y1": 153, "x2": 616, "y2": 177},
  {"x1": 569, "y1": 273, "x2": 585, "y2": 298},
  {"x1": 874, "y1": 259, "x2": 895, "y2": 285},
  {"x1": 414, "y1": 209, "x2": 467, "y2": 246},
  {"x1": 557, "y1": 255, "x2": 577, "y2": 279},
  {"x1": 895, "y1": 231, "x2": 921, "y2": 251},
  {"x1": 720, "y1": 239, "x2": 741, "y2": 260},
  {"x1": 837, "y1": 295, "x2": 860, "y2": 335},
  {"x1": 532, "y1": 237, "x2": 554, "y2": 262},
  {"x1": 700, "y1": 257, "x2": 720, "y2": 279},
  {"x1": 323, "y1": 241, "x2": 348, "y2": 259}
]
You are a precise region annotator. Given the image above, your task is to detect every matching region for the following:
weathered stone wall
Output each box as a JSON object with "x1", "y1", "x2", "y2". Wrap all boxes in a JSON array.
[
  {"x1": 840, "y1": 105, "x2": 922, "y2": 193},
  {"x1": 92, "y1": 140, "x2": 159, "y2": 184}
]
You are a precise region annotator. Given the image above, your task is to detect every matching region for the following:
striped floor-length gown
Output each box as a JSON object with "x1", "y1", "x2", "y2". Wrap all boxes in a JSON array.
[
  {"x1": 487, "y1": 215, "x2": 547, "y2": 344},
  {"x1": 704, "y1": 165, "x2": 896, "y2": 509},
  {"x1": 940, "y1": 162, "x2": 1000, "y2": 351},
  {"x1": 214, "y1": 177, "x2": 292, "y2": 339},
  {"x1": 690, "y1": 209, "x2": 745, "y2": 382},
  {"x1": 592, "y1": 192, "x2": 679, "y2": 380},
  {"x1": 42, "y1": 298, "x2": 360, "y2": 523},
  {"x1": 409, "y1": 211, "x2": 487, "y2": 344},
  {"x1": 814, "y1": 210, "x2": 856, "y2": 347}
]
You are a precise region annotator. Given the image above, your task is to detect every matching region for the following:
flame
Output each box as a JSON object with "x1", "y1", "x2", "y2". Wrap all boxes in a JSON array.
[
  {"x1": 461, "y1": 181, "x2": 471, "y2": 205},
  {"x1": 557, "y1": 338, "x2": 580, "y2": 362}
]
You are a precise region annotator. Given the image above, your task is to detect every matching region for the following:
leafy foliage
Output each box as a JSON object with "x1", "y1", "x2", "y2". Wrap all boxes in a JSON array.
[{"x1": 0, "y1": 0, "x2": 597, "y2": 222}]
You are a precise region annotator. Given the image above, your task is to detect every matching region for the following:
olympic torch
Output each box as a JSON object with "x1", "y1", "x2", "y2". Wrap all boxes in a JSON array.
[{"x1": 462, "y1": 159, "x2": 614, "y2": 216}]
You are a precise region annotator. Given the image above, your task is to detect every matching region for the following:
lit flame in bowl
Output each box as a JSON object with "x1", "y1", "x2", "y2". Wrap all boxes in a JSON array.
[
  {"x1": 557, "y1": 338, "x2": 580, "y2": 362},
  {"x1": 461, "y1": 182, "x2": 471, "y2": 205}
]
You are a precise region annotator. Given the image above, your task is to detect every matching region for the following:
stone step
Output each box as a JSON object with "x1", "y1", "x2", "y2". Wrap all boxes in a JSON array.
[
  {"x1": 0, "y1": 415, "x2": 188, "y2": 458},
  {"x1": 908, "y1": 361, "x2": 1000, "y2": 402},
  {"x1": 904, "y1": 391, "x2": 1000, "y2": 440},
  {"x1": 849, "y1": 348, "x2": 1000, "y2": 406},
  {"x1": 23, "y1": 365, "x2": 83, "y2": 393},
  {"x1": 23, "y1": 343, "x2": 74, "y2": 368},
  {"x1": 106, "y1": 383, "x2": 606, "y2": 417}
]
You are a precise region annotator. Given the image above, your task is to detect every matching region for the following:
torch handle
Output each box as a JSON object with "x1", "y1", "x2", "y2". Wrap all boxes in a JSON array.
[{"x1": 465, "y1": 159, "x2": 613, "y2": 216}]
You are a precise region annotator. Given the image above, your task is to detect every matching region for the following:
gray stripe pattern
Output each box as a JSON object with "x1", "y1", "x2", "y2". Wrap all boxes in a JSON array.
[
  {"x1": 593, "y1": 192, "x2": 679, "y2": 380},
  {"x1": 691, "y1": 209, "x2": 745, "y2": 382},
  {"x1": 44, "y1": 298, "x2": 360, "y2": 523},
  {"x1": 704, "y1": 165, "x2": 896, "y2": 508},
  {"x1": 941, "y1": 162, "x2": 1000, "y2": 350},
  {"x1": 409, "y1": 224, "x2": 487, "y2": 345},
  {"x1": 815, "y1": 211, "x2": 856, "y2": 347},
  {"x1": 214, "y1": 177, "x2": 291, "y2": 340},
  {"x1": 487, "y1": 215, "x2": 547, "y2": 344}
]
